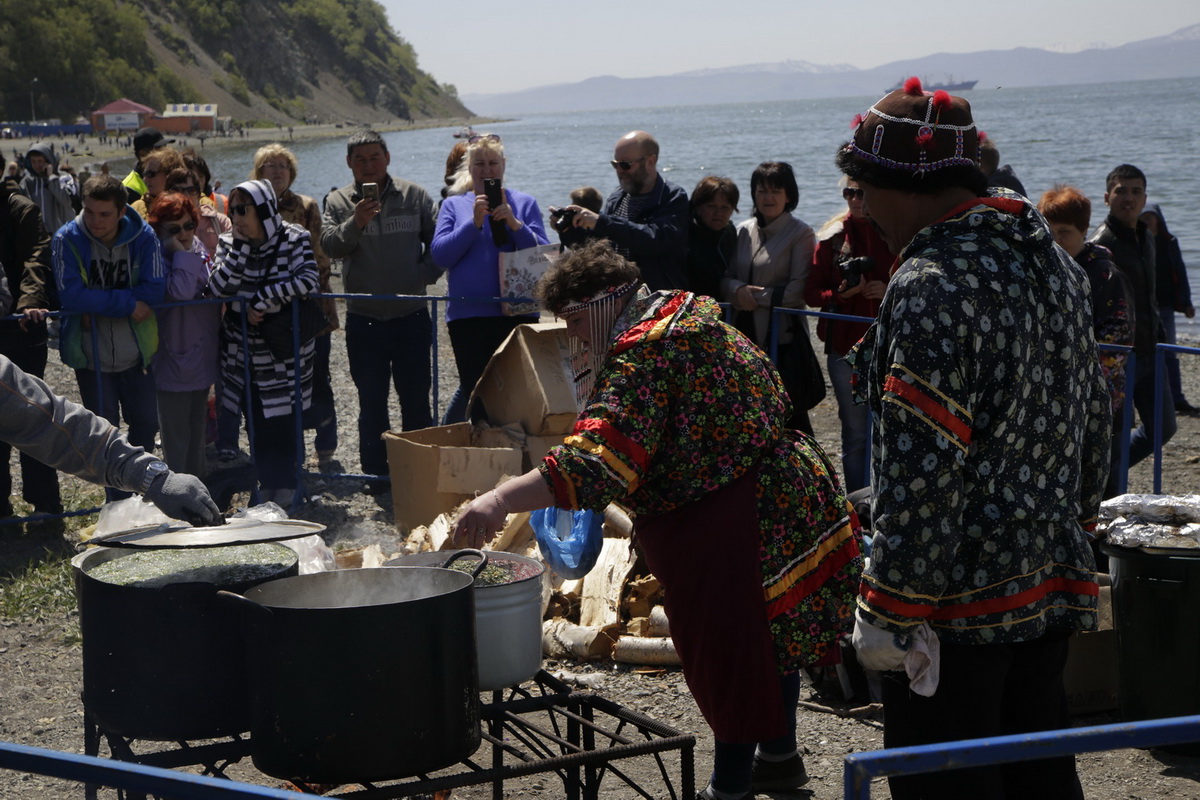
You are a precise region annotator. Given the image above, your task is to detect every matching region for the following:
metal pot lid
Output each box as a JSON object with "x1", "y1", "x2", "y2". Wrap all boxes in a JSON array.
[{"x1": 90, "y1": 518, "x2": 326, "y2": 549}]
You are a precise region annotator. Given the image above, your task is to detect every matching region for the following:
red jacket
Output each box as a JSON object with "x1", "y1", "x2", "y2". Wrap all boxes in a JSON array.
[{"x1": 804, "y1": 214, "x2": 893, "y2": 356}]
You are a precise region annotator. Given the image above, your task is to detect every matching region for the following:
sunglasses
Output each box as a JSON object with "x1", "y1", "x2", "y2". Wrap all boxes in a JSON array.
[
  {"x1": 173, "y1": 185, "x2": 201, "y2": 195},
  {"x1": 610, "y1": 156, "x2": 648, "y2": 171},
  {"x1": 842, "y1": 187, "x2": 865, "y2": 200},
  {"x1": 467, "y1": 133, "x2": 501, "y2": 144},
  {"x1": 164, "y1": 221, "x2": 197, "y2": 236},
  {"x1": 230, "y1": 203, "x2": 253, "y2": 217}
]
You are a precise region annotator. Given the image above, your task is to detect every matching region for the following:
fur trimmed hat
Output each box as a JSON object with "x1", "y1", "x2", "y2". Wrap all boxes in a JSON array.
[{"x1": 841, "y1": 77, "x2": 979, "y2": 176}]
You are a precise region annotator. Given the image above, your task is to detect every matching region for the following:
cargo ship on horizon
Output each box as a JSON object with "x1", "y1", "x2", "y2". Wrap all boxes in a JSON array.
[{"x1": 888, "y1": 76, "x2": 979, "y2": 92}]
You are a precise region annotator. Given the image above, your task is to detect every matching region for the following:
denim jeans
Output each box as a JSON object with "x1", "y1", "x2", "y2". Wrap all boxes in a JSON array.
[
  {"x1": 75, "y1": 364, "x2": 159, "y2": 501},
  {"x1": 1126, "y1": 355, "x2": 1177, "y2": 468},
  {"x1": 828, "y1": 353, "x2": 870, "y2": 492},
  {"x1": 311, "y1": 332, "x2": 338, "y2": 453},
  {"x1": 345, "y1": 310, "x2": 434, "y2": 476},
  {"x1": 1159, "y1": 304, "x2": 1188, "y2": 406}
]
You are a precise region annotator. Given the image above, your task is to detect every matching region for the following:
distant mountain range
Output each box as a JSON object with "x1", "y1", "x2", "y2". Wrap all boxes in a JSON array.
[{"x1": 462, "y1": 24, "x2": 1200, "y2": 115}]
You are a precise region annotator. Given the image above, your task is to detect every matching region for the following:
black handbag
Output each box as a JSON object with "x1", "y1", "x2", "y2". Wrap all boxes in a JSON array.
[
  {"x1": 256, "y1": 297, "x2": 328, "y2": 361},
  {"x1": 779, "y1": 326, "x2": 827, "y2": 412}
]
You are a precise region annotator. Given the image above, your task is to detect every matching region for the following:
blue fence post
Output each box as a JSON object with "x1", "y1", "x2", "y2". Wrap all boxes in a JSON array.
[
  {"x1": 1153, "y1": 343, "x2": 1166, "y2": 494},
  {"x1": 289, "y1": 296, "x2": 306, "y2": 511}
]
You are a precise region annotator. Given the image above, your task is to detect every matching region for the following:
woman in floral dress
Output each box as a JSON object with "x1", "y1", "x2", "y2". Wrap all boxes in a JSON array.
[{"x1": 454, "y1": 240, "x2": 861, "y2": 800}]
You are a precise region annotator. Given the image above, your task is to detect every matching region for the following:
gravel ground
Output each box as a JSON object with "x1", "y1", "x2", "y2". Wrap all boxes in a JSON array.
[{"x1": 3, "y1": 294, "x2": 1200, "y2": 798}]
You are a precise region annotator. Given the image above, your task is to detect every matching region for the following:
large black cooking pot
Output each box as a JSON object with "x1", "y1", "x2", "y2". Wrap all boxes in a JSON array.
[
  {"x1": 72, "y1": 543, "x2": 299, "y2": 740},
  {"x1": 222, "y1": 561, "x2": 483, "y2": 784}
]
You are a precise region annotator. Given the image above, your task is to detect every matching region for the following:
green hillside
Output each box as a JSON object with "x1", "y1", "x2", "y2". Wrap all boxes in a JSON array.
[{"x1": 0, "y1": 0, "x2": 470, "y2": 123}]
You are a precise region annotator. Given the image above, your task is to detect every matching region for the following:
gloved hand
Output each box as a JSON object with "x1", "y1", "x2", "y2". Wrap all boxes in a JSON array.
[
  {"x1": 850, "y1": 609, "x2": 910, "y2": 672},
  {"x1": 144, "y1": 471, "x2": 223, "y2": 527}
]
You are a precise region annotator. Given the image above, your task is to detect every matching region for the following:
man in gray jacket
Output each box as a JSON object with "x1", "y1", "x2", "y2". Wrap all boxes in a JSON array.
[
  {"x1": 22, "y1": 143, "x2": 76, "y2": 235},
  {"x1": 321, "y1": 130, "x2": 440, "y2": 490}
]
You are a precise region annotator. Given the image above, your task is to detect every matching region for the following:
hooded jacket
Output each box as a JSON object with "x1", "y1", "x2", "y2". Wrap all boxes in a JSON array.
[
  {"x1": 52, "y1": 205, "x2": 165, "y2": 371},
  {"x1": 21, "y1": 143, "x2": 75, "y2": 235},
  {"x1": 847, "y1": 194, "x2": 1111, "y2": 645},
  {"x1": 209, "y1": 180, "x2": 318, "y2": 418}
]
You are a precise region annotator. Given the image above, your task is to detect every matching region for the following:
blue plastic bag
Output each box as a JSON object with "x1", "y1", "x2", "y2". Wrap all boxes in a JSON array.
[{"x1": 530, "y1": 507, "x2": 604, "y2": 579}]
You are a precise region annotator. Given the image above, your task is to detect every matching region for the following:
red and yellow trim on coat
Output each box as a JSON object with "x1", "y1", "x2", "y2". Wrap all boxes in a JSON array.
[
  {"x1": 882, "y1": 365, "x2": 972, "y2": 453},
  {"x1": 859, "y1": 570, "x2": 1100, "y2": 626},
  {"x1": 543, "y1": 418, "x2": 650, "y2": 507},
  {"x1": 763, "y1": 511, "x2": 861, "y2": 619}
]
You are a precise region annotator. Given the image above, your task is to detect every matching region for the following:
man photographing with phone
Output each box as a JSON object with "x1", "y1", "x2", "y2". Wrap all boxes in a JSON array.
[{"x1": 321, "y1": 130, "x2": 440, "y2": 494}]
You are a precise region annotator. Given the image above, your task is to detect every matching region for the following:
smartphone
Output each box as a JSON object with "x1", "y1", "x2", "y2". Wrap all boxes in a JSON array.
[
  {"x1": 362, "y1": 182, "x2": 379, "y2": 201},
  {"x1": 483, "y1": 178, "x2": 503, "y2": 209}
]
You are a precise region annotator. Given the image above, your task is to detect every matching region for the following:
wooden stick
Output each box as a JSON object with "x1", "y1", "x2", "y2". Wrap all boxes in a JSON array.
[{"x1": 797, "y1": 699, "x2": 882, "y2": 718}]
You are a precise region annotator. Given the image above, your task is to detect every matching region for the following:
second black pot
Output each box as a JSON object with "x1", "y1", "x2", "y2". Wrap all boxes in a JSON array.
[{"x1": 223, "y1": 565, "x2": 482, "y2": 784}]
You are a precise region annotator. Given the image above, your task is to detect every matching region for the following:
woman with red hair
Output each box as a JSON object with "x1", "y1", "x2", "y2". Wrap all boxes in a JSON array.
[{"x1": 147, "y1": 192, "x2": 221, "y2": 478}]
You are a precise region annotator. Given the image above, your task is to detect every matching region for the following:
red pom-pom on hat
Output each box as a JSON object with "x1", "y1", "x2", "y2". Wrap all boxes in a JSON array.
[
  {"x1": 903, "y1": 76, "x2": 924, "y2": 96},
  {"x1": 932, "y1": 90, "x2": 952, "y2": 111},
  {"x1": 850, "y1": 113, "x2": 864, "y2": 129},
  {"x1": 978, "y1": 130, "x2": 989, "y2": 142}
]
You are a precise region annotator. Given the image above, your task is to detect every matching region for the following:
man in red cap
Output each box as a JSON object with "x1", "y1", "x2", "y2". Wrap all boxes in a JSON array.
[{"x1": 837, "y1": 78, "x2": 1111, "y2": 799}]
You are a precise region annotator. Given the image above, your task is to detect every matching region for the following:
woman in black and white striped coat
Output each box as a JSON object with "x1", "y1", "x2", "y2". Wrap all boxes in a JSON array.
[{"x1": 209, "y1": 179, "x2": 318, "y2": 504}]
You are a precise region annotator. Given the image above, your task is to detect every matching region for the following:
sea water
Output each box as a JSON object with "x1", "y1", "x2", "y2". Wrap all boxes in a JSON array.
[{"x1": 199, "y1": 77, "x2": 1200, "y2": 329}]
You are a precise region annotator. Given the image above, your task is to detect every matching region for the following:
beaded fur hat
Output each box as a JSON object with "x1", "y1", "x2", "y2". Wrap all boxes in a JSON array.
[{"x1": 842, "y1": 77, "x2": 979, "y2": 176}]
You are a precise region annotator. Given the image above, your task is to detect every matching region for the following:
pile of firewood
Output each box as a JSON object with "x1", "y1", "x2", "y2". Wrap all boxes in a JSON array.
[{"x1": 340, "y1": 492, "x2": 681, "y2": 667}]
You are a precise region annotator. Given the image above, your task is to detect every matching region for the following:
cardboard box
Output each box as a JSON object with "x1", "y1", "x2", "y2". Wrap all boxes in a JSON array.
[
  {"x1": 525, "y1": 434, "x2": 567, "y2": 471},
  {"x1": 1064, "y1": 585, "x2": 1118, "y2": 715},
  {"x1": 1064, "y1": 629, "x2": 1119, "y2": 715},
  {"x1": 384, "y1": 423, "x2": 523, "y2": 531},
  {"x1": 470, "y1": 322, "x2": 578, "y2": 436}
]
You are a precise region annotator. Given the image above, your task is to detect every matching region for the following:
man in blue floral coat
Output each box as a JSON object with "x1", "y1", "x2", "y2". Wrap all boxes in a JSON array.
[{"x1": 837, "y1": 78, "x2": 1112, "y2": 800}]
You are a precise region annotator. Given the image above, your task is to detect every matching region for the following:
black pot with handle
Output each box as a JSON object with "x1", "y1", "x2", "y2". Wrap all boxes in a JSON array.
[
  {"x1": 72, "y1": 537, "x2": 301, "y2": 740},
  {"x1": 221, "y1": 554, "x2": 484, "y2": 784}
]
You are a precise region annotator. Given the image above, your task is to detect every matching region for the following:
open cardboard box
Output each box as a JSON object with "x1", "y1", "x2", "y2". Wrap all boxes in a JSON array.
[
  {"x1": 384, "y1": 423, "x2": 523, "y2": 532},
  {"x1": 469, "y1": 321, "x2": 578, "y2": 437},
  {"x1": 1064, "y1": 584, "x2": 1118, "y2": 715}
]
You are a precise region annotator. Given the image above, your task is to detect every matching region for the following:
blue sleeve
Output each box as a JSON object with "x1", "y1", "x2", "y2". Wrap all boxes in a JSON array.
[
  {"x1": 430, "y1": 195, "x2": 478, "y2": 269},
  {"x1": 510, "y1": 193, "x2": 549, "y2": 250},
  {"x1": 52, "y1": 232, "x2": 136, "y2": 318},
  {"x1": 132, "y1": 230, "x2": 166, "y2": 307}
]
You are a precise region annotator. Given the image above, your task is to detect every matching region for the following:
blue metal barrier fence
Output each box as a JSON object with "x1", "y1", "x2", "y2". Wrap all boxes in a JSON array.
[
  {"x1": 843, "y1": 714, "x2": 1200, "y2": 800},
  {"x1": 0, "y1": 739, "x2": 299, "y2": 799}
]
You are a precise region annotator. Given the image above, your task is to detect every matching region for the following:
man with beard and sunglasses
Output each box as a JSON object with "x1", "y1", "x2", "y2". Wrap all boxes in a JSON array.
[{"x1": 558, "y1": 130, "x2": 689, "y2": 291}]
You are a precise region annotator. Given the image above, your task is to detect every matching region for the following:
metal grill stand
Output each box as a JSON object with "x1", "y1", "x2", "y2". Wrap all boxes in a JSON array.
[{"x1": 84, "y1": 670, "x2": 695, "y2": 800}]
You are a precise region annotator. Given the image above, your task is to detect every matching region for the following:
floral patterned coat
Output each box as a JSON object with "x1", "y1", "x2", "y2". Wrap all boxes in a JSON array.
[{"x1": 539, "y1": 290, "x2": 861, "y2": 670}]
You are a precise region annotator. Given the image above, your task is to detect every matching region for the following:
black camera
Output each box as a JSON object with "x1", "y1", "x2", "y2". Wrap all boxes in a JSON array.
[
  {"x1": 839, "y1": 256, "x2": 875, "y2": 290},
  {"x1": 549, "y1": 206, "x2": 577, "y2": 234}
]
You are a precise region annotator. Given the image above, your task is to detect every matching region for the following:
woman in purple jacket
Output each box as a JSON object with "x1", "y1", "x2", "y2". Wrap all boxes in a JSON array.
[
  {"x1": 148, "y1": 192, "x2": 221, "y2": 478},
  {"x1": 431, "y1": 134, "x2": 549, "y2": 423}
]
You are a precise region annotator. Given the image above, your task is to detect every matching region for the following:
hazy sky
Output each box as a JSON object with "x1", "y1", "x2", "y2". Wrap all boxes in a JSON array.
[{"x1": 379, "y1": 0, "x2": 1197, "y2": 96}]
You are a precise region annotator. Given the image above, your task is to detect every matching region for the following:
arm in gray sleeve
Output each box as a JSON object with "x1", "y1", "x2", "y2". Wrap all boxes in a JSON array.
[{"x1": 0, "y1": 353, "x2": 156, "y2": 493}]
